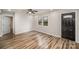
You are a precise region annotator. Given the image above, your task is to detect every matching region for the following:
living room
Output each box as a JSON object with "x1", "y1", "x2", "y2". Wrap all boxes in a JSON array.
[{"x1": 0, "y1": 9, "x2": 79, "y2": 49}]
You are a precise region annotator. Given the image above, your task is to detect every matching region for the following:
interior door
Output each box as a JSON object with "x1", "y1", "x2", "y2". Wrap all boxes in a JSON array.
[
  {"x1": 2, "y1": 16, "x2": 10, "y2": 35},
  {"x1": 61, "y1": 12, "x2": 75, "y2": 41}
]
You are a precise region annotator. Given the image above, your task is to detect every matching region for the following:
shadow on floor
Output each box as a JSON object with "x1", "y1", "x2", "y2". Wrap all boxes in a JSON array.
[{"x1": 0, "y1": 33, "x2": 15, "y2": 40}]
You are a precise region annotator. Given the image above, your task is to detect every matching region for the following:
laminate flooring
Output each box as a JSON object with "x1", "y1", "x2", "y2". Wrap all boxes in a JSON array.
[{"x1": 0, "y1": 31, "x2": 79, "y2": 49}]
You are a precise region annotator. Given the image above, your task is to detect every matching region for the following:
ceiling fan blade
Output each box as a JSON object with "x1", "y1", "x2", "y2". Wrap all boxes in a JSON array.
[
  {"x1": 27, "y1": 9, "x2": 38, "y2": 14},
  {"x1": 33, "y1": 10, "x2": 38, "y2": 12},
  {"x1": 28, "y1": 9, "x2": 32, "y2": 11},
  {"x1": 32, "y1": 12, "x2": 35, "y2": 14}
]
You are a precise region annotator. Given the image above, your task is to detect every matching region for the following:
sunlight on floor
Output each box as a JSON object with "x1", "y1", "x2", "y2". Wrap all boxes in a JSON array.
[{"x1": 36, "y1": 35, "x2": 48, "y2": 48}]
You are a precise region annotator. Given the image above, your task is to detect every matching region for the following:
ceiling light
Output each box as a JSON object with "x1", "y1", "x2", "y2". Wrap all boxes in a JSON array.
[{"x1": 28, "y1": 12, "x2": 32, "y2": 14}]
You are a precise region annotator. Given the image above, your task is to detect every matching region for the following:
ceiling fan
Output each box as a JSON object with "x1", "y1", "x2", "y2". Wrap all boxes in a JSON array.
[{"x1": 27, "y1": 9, "x2": 38, "y2": 14}]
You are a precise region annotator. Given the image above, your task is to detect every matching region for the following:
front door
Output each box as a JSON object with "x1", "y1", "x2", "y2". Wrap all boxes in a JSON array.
[{"x1": 61, "y1": 12, "x2": 75, "y2": 41}]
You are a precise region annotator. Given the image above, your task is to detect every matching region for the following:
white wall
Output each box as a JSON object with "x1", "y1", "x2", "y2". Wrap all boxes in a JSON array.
[
  {"x1": 14, "y1": 11, "x2": 33, "y2": 34},
  {"x1": 33, "y1": 12, "x2": 61, "y2": 37},
  {"x1": 76, "y1": 10, "x2": 79, "y2": 43},
  {"x1": 33, "y1": 11, "x2": 61, "y2": 37},
  {"x1": 0, "y1": 14, "x2": 2, "y2": 37},
  {"x1": 0, "y1": 10, "x2": 34, "y2": 36},
  {"x1": 33, "y1": 9, "x2": 79, "y2": 43}
]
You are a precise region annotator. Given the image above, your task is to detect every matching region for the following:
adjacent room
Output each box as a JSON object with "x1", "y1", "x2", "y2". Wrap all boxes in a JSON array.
[{"x1": 0, "y1": 9, "x2": 79, "y2": 49}]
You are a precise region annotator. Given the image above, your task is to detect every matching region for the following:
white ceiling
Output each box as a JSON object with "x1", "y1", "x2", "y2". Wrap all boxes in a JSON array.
[
  {"x1": 0, "y1": 9, "x2": 78, "y2": 15},
  {"x1": 0, "y1": 9, "x2": 58, "y2": 14}
]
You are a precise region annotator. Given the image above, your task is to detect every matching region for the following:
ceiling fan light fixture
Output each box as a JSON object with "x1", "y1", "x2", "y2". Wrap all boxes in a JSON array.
[
  {"x1": 27, "y1": 9, "x2": 38, "y2": 14},
  {"x1": 28, "y1": 12, "x2": 32, "y2": 14}
]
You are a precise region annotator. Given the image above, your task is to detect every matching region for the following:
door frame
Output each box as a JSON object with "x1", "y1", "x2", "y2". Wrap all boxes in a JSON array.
[
  {"x1": 61, "y1": 12, "x2": 75, "y2": 41},
  {"x1": 1, "y1": 15, "x2": 15, "y2": 36}
]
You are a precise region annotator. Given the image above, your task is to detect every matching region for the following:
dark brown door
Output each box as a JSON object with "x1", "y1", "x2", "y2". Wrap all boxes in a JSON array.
[{"x1": 61, "y1": 12, "x2": 75, "y2": 41}]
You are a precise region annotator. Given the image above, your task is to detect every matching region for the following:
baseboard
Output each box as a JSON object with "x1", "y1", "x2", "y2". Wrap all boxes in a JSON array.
[
  {"x1": 0, "y1": 34, "x2": 2, "y2": 37},
  {"x1": 53, "y1": 35, "x2": 61, "y2": 38},
  {"x1": 75, "y1": 39, "x2": 79, "y2": 43},
  {"x1": 15, "y1": 32, "x2": 26, "y2": 35},
  {"x1": 15, "y1": 30, "x2": 33, "y2": 35},
  {"x1": 34, "y1": 30, "x2": 61, "y2": 38}
]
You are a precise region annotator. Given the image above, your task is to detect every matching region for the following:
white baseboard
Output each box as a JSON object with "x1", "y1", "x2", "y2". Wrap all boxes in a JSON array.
[
  {"x1": 54, "y1": 35, "x2": 61, "y2": 38},
  {"x1": 15, "y1": 31, "x2": 32, "y2": 35},
  {"x1": 15, "y1": 32, "x2": 25, "y2": 35},
  {"x1": 76, "y1": 39, "x2": 79, "y2": 43},
  {"x1": 34, "y1": 30, "x2": 61, "y2": 38},
  {"x1": 0, "y1": 34, "x2": 2, "y2": 37}
]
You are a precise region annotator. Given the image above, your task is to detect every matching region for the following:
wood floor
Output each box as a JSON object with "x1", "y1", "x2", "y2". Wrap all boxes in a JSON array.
[
  {"x1": 0, "y1": 33, "x2": 14, "y2": 40},
  {"x1": 0, "y1": 31, "x2": 79, "y2": 49}
]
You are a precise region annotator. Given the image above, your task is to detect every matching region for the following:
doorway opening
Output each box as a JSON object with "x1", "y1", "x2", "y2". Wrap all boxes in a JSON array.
[{"x1": 2, "y1": 16, "x2": 14, "y2": 40}]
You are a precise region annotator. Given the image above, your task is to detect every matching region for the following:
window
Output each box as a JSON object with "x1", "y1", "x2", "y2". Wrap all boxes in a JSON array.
[
  {"x1": 38, "y1": 16, "x2": 48, "y2": 26},
  {"x1": 43, "y1": 16, "x2": 48, "y2": 26},
  {"x1": 38, "y1": 16, "x2": 43, "y2": 25}
]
